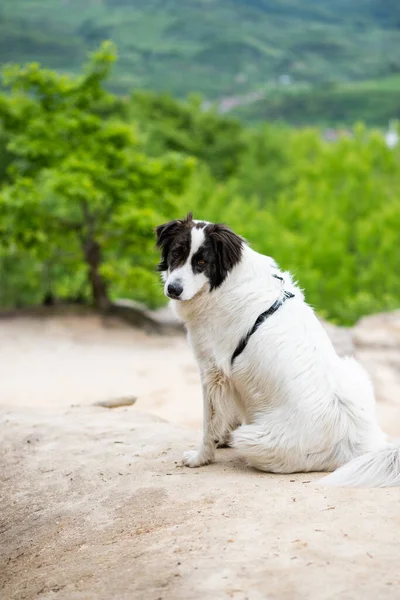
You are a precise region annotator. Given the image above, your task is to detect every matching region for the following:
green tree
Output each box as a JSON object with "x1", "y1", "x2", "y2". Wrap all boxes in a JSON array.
[
  {"x1": 129, "y1": 91, "x2": 245, "y2": 180},
  {"x1": 0, "y1": 42, "x2": 194, "y2": 309}
]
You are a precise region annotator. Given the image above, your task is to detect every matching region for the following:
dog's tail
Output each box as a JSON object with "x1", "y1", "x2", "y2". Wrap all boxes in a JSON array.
[{"x1": 320, "y1": 443, "x2": 400, "y2": 487}]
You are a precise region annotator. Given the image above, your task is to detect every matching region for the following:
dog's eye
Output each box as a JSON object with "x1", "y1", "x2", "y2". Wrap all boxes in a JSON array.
[{"x1": 197, "y1": 259, "x2": 206, "y2": 266}]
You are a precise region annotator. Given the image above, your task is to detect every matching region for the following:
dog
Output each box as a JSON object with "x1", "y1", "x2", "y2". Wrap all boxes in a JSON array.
[{"x1": 155, "y1": 213, "x2": 400, "y2": 486}]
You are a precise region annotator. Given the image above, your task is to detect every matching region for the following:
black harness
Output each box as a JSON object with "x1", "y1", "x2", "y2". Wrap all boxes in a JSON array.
[{"x1": 231, "y1": 275, "x2": 295, "y2": 365}]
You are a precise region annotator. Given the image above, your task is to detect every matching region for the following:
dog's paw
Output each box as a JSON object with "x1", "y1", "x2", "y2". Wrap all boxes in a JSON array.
[{"x1": 182, "y1": 450, "x2": 212, "y2": 468}]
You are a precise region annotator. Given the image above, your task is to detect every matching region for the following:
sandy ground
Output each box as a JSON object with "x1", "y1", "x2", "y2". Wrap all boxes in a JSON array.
[
  {"x1": 0, "y1": 314, "x2": 203, "y2": 428},
  {"x1": 1, "y1": 311, "x2": 399, "y2": 434},
  {"x1": 1, "y1": 312, "x2": 400, "y2": 600}
]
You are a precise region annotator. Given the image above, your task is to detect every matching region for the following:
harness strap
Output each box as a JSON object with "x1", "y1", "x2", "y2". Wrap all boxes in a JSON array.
[{"x1": 231, "y1": 279, "x2": 294, "y2": 365}]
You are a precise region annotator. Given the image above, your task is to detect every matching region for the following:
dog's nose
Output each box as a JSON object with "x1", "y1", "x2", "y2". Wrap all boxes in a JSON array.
[{"x1": 167, "y1": 281, "x2": 183, "y2": 299}]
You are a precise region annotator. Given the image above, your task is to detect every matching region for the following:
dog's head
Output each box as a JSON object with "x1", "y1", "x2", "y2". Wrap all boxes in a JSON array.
[{"x1": 155, "y1": 213, "x2": 243, "y2": 301}]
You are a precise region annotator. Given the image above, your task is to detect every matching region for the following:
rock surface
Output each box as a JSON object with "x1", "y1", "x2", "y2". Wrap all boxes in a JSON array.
[
  {"x1": 353, "y1": 311, "x2": 400, "y2": 437},
  {"x1": 1, "y1": 310, "x2": 400, "y2": 600},
  {"x1": 1, "y1": 406, "x2": 400, "y2": 600}
]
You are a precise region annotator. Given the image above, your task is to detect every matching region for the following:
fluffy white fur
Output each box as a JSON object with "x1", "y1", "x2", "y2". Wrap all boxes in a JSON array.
[{"x1": 167, "y1": 229, "x2": 400, "y2": 487}]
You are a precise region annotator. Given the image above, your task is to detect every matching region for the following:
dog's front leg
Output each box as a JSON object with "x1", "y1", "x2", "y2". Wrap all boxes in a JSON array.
[
  {"x1": 183, "y1": 371, "x2": 232, "y2": 468},
  {"x1": 182, "y1": 380, "x2": 217, "y2": 467}
]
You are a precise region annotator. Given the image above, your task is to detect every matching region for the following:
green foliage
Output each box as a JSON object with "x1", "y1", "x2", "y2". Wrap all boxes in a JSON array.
[
  {"x1": 232, "y1": 123, "x2": 293, "y2": 202},
  {"x1": 180, "y1": 126, "x2": 400, "y2": 324},
  {"x1": 2, "y1": 0, "x2": 400, "y2": 125},
  {"x1": 0, "y1": 43, "x2": 194, "y2": 309},
  {"x1": 0, "y1": 46, "x2": 399, "y2": 325},
  {"x1": 129, "y1": 91, "x2": 245, "y2": 179}
]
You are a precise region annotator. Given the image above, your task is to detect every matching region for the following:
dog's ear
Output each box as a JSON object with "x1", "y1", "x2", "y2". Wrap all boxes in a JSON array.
[
  {"x1": 155, "y1": 220, "x2": 183, "y2": 272},
  {"x1": 155, "y1": 214, "x2": 193, "y2": 271},
  {"x1": 207, "y1": 223, "x2": 243, "y2": 289},
  {"x1": 155, "y1": 220, "x2": 182, "y2": 249}
]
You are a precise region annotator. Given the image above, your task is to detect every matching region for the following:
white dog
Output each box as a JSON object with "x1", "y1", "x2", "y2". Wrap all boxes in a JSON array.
[{"x1": 155, "y1": 214, "x2": 400, "y2": 486}]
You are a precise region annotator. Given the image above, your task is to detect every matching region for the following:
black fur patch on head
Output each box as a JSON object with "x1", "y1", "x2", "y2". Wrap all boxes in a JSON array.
[
  {"x1": 205, "y1": 223, "x2": 243, "y2": 289},
  {"x1": 155, "y1": 215, "x2": 243, "y2": 290},
  {"x1": 155, "y1": 213, "x2": 193, "y2": 272}
]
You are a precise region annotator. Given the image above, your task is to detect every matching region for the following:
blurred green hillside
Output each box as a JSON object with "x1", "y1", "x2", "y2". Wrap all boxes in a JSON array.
[
  {"x1": 236, "y1": 74, "x2": 400, "y2": 126},
  {"x1": 1, "y1": 0, "x2": 400, "y2": 125}
]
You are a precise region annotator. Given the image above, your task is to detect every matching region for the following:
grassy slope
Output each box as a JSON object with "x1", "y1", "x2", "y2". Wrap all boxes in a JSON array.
[
  {"x1": 234, "y1": 75, "x2": 400, "y2": 126},
  {"x1": 1, "y1": 0, "x2": 400, "y2": 124}
]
